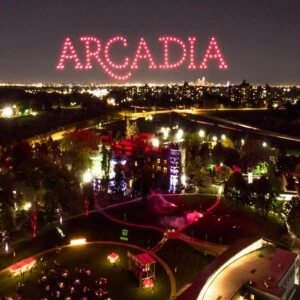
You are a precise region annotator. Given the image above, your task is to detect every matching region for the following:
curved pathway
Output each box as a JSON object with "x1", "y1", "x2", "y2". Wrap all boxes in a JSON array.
[{"x1": 101, "y1": 209, "x2": 165, "y2": 234}]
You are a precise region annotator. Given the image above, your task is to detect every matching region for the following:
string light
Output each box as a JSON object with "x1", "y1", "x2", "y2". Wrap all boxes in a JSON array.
[
  {"x1": 130, "y1": 37, "x2": 157, "y2": 69},
  {"x1": 199, "y1": 37, "x2": 228, "y2": 69},
  {"x1": 56, "y1": 37, "x2": 83, "y2": 69},
  {"x1": 159, "y1": 36, "x2": 187, "y2": 69}
]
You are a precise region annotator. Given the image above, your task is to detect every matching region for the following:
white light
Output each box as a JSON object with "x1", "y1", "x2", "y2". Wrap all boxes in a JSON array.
[
  {"x1": 23, "y1": 202, "x2": 32, "y2": 211},
  {"x1": 176, "y1": 129, "x2": 184, "y2": 140},
  {"x1": 181, "y1": 174, "x2": 187, "y2": 185},
  {"x1": 82, "y1": 169, "x2": 92, "y2": 183},
  {"x1": 262, "y1": 142, "x2": 267, "y2": 148},
  {"x1": 212, "y1": 136, "x2": 218, "y2": 142},
  {"x1": 152, "y1": 138, "x2": 160, "y2": 148},
  {"x1": 70, "y1": 238, "x2": 86, "y2": 246},
  {"x1": 221, "y1": 134, "x2": 226, "y2": 140},
  {"x1": 2, "y1": 107, "x2": 14, "y2": 118},
  {"x1": 241, "y1": 139, "x2": 245, "y2": 145},
  {"x1": 199, "y1": 129, "x2": 205, "y2": 138}
]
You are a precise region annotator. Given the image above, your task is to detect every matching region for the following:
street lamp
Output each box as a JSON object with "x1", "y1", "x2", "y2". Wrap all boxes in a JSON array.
[
  {"x1": 212, "y1": 136, "x2": 218, "y2": 142},
  {"x1": 176, "y1": 129, "x2": 184, "y2": 140},
  {"x1": 82, "y1": 169, "x2": 93, "y2": 183},
  {"x1": 2, "y1": 106, "x2": 14, "y2": 118},
  {"x1": 152, "y1": 138, "x2": 160, "y2": 148},
  {"x1": 262, "y1": 142, "x2": 267, "y2": 148},
  {"x1": 199, "y1": 129, "x2": 205, "y2": 139}
]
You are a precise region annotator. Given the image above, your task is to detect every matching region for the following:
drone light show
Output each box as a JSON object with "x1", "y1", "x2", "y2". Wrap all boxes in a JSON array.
[{"x1": 56, "y1": 36, "x2": 228, "y2": 80}]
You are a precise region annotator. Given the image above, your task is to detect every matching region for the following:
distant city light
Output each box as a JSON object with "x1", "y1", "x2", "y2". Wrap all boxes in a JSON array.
[{"x1": 262, "y1": 142, "x2": 267, "y2": 147}]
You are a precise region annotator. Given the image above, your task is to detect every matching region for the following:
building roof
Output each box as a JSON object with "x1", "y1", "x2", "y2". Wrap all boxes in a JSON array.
[
  {"x1": 176, "y1": 238, "x2": 298, "y2": 300},
  {"x1": 245, "y1": 247, "x2": 298, "y2": 297},
  {"x1": 10, "y1": 257, "x2": 36, "y2": 272},
  {"x1": 134, "y1": 253, "x2": 156, "y2": 266}
]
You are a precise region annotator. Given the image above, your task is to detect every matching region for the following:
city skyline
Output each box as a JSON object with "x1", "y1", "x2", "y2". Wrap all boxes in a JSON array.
[{"x1": 1, "y1": 1, "x2": 300, "y2": 85}]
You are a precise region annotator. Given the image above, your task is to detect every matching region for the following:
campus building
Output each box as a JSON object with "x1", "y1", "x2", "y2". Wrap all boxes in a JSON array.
[
  {"x1": 90, "y1": 131, "x2": 186, "y2": 193},
  {"x1": 176, "y1": 238, "x2": 299, "y2": 300}
]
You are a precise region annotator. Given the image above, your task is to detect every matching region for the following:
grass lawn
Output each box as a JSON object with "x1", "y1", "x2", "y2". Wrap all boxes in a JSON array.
[
  {"x1": 183, "y1": 200, "x2": 286, "y2": 245},
  {"x1": 162, "y1": 194, "x2": 217, "y2": 211},
  {"x1": 0, "y1": 212, "x2": 163, "y2": 272},
  {"x1": 157, "y1": 239, "x2": 214, "y2": 290},
  {"x1": 105, "y1": 195, "x2": 217, "y2": 230},
  {"x1": 0, "y1": 244, "x2": 170, "y2": 300}
]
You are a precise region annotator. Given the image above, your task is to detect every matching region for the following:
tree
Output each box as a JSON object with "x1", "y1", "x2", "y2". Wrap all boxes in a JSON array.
[
  {"x1": 0, "y1": 173, "x2": 15, "y2": 232},
  {"x1": 126, "y1": 119, "x2": 139, "y2": 138},
  {"x1": 212, "y1": 142, "x2": 224, "y2": 165},
  {"x1": 214, "y1": 165, "x2": 232, "y2": 185},
  {"x1": 60, "y1": 130, "x2": 98, "y2": 173},
  {"x1": 250, "y1": 176, "x2": 277, "y2": 217},
  {"x1": 253, "y1": 161, "x2": 268, "y2": 175},
  {"x1": 224, "y1": 172, "x2": 249, "y2": 207},
  {"x1": 12, "y1": 141, "x2": 32, "y2": 171},
  {"x1": 113, "y1": 163, "x2": 126, "y2": 196},
  {"x1": 287, "y1": 198, "x2": 300, "y2": 238}
]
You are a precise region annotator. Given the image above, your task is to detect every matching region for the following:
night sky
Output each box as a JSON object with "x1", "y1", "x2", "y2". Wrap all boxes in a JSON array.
[{"x1": 1, "y1": 0, "x2": 300, "y2": 85}]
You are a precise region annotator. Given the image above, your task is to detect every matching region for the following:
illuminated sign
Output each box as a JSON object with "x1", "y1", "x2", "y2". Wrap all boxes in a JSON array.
[
  {"x1": 120, "y1": 228, "x2": 129, "y2": 241},
  {"x1": 57, "y1": 36, "x2": 228, "y2": 80},
  {"x1": 70, "y1": 238, "x2": 86, "y2": 246}
]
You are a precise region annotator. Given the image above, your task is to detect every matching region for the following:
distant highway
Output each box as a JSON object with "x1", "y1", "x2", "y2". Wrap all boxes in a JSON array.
[
  {"x1": 191, "y1": 113, "x2": 300, "y2": 143},
  {"x1": 28, "y1": 108, "x2": 299, "y2": 145},
  {"x1": 124, "y1": 108, "x2": 300, "y2": 143}
]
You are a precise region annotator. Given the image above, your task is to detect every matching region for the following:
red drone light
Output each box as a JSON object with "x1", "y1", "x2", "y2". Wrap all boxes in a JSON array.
[{"x1": 57, "y1": 35, "x2": 228, "y2": 80}]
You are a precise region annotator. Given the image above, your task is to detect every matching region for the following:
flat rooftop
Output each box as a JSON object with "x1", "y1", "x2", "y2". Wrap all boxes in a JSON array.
[{"x1": 204, "y1": 245, "x2": 297, "y2": 299}]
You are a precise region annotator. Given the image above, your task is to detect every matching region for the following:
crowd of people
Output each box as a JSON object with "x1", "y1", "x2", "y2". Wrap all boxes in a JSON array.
[{"x1": 15, "y1": 258, "x2": 111, "y2": 299}]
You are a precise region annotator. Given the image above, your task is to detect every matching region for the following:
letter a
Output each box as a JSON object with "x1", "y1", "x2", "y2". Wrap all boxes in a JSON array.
[
  {"x1": 131, "y1": 38, "x2": 157, "y2": 69},
  {"x1": 199, "y1": 37, "x2": 228, "y2": 69},
  {"x1": 56, "y1": 38, "x2": 83, "y2": 70}
]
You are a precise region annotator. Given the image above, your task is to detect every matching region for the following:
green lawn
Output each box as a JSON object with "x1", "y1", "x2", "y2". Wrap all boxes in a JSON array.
[
  {"x1": 157, "y1": 239, "x2": 214, "y2": 290},
  {"x1": 0, "y1": 212, "x2": 164, "y2": 271},
  {"x1": 0, "y1": 244, "x2": 170, "y2": 300},
  {"x1": 105, "y1": 195, "x2": 217, "y2": 230},
  {"x1": 183, "y1": 200, "x2": 286, "y2": 245}
]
